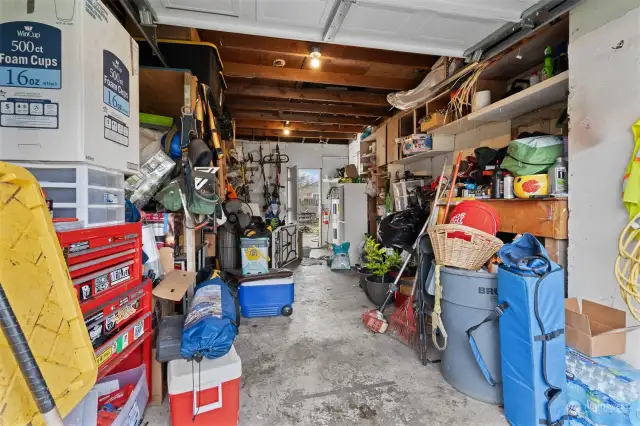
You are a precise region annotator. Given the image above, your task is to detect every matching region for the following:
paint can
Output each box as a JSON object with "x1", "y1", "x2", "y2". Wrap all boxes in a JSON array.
[{"x1": 503, "y1": 175, "x2": 515, "y2": 199}]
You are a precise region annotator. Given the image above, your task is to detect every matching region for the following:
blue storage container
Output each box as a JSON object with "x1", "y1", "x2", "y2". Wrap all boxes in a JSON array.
[{"x1": 239, "y1": 276, "x2": 294, "y2": 318}]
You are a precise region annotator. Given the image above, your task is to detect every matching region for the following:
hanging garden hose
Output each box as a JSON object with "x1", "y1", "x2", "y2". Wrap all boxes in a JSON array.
[{"x1": 615, "y1": 212, "x2": 640, "y2": 321}]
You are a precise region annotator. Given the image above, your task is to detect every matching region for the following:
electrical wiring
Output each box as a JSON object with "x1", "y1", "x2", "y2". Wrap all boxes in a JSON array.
[{"x1": 615, "y1": 212, "x2": 640, "y2": 321}]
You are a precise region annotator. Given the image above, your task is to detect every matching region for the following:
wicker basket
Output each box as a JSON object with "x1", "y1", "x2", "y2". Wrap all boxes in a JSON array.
[{"x1": 428, "y1": 224, "x2": 503, "y2": 270}]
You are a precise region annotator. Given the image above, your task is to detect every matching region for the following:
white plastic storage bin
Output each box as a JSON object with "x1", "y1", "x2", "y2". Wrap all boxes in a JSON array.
[
  {"x1": 393, "y1": 179, "x2": 424, "y2": 211},
  {"x1": 17, "y1": 162, "x2": 125, "y2": 227},
  {"x1": 0, "y1": 0, "x2": 140, "y2": 173}
]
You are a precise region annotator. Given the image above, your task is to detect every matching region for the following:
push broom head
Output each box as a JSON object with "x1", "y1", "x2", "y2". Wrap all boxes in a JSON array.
[{"x1": 362, "y1": 309, "x2": 388, "y2": 333}]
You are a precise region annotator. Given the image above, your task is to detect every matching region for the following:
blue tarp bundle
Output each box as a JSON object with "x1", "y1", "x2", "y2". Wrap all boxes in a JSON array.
[
  {"x1": 181, "y1": 270, "x2": 238, "y2": 360},
  {"x1": 498, "y1": 234, "x2": 567, "y2": 426}
]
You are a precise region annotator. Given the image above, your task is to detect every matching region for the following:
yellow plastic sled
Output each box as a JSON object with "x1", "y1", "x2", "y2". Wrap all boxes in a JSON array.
[{"x1": 0, "y1": 162, "x2": 97, "y2": 426}]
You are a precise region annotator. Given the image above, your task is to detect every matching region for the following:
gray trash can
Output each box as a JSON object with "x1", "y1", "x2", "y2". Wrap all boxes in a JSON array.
[{"x1": 439, "y1": 266, "x2": 503, "y2": 405}]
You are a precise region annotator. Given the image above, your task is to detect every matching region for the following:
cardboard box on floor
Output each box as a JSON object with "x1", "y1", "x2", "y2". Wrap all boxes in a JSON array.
[
  {"x1": 565, "y1": 298, "x2": 640, "y2": 357},
  {"x1": 149, "y1": 349, "x2": 166, "y2": 406}
]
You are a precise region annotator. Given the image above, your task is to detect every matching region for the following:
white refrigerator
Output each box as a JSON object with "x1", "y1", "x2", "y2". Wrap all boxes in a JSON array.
[{"x1": 335, "y1": 183, "x2": 368, "y2": 266}]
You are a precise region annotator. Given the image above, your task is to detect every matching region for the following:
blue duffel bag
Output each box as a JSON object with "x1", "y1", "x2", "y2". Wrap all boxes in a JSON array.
[
  {"x1": 497, "y1": 234, "x2": 567, "y2": 426},
  {"x1": 180, "y1": 269, "x2": 238, "y2": 360}
]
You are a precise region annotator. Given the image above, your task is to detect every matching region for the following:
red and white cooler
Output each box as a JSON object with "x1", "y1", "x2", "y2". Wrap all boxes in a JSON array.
[{"x1": 167, "y1": 345, "x2": 242, "y2": 426}]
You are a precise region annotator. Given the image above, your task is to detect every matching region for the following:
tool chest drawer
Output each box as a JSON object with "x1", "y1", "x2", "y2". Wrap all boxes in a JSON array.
[
  {"x1": 56, "y1": 222, "x2": 143, "y2": 313},
  {"x1": 95, "y1": 311, "x2": 152, "y2": 374},
  {"x1": 84, "y1": 280, "x2": 152, "y2": 350}
]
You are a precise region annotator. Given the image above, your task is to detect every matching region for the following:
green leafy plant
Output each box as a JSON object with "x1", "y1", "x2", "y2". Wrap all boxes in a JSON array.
[{"x1": 363, "y1": 236, "x2": 402, "y2": 278}]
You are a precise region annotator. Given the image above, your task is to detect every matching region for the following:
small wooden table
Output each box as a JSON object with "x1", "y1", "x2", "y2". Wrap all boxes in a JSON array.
[{"x1": 437, "y1": 197, "x2": 568, "y2": 266}]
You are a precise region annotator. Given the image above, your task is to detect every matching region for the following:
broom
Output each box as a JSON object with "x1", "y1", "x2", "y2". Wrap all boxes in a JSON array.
[
  {"x1": 388, "y1": 274, "x2": 419, "y2": 346},
  {"x1": 363, "y1": 162, "x2": 448, "y2": 334},
  {"x1": 387, "y1": 160, "x2": 452, "y2": 345}
]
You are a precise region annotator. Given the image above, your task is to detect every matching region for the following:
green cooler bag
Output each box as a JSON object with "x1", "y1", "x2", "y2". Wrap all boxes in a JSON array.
[{"x1": 501, "y1": 136, "x2": 563, "y2": 176}]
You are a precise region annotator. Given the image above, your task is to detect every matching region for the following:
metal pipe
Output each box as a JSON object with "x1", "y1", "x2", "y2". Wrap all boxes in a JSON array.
[
  {"x1": 116, "y1": 0, "x2": 168, "y2": 67},
  {"x1": 0, "y1": 285, "x2": 63, "y2": 426}
]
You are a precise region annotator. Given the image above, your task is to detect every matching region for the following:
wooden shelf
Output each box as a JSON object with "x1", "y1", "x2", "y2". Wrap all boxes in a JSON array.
[
  {"x1": 467, "y1": 71, "x2": 569, "y2": 123},
  {"x1": 391, "y1": 134, "x2": 454, "y2": 165},
  {"x1": 361, "y1": 153, "x2": 376, "y2": 158},
  {"x1": 360, "y1": 134, "x2": 376, "y2": 143},
  {"x1": 430, "y1": 115, "x2": 476, "y2": 135},
  {"x1": 423, "y1": 71, "x2": 568, "y2": 136},
  {"x1": 393, "y1": 149, "x2": 448, "y2": 165}
]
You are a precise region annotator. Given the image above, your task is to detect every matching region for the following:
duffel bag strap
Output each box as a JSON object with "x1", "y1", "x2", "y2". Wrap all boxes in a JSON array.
[
  {"x1": 466, "y1": 302, "x2": 509, "y2": 387},
  {"x1": 534, "y1": 329, "x2": 564, "y2": 341},
  {"x1": 539, "y1": 415, "x2": 568, "y2": 426}
]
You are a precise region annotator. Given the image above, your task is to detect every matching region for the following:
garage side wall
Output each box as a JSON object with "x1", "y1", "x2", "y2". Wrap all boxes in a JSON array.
[{"x1": 568, "y1": 0, "x2": 640, "y2": 367}]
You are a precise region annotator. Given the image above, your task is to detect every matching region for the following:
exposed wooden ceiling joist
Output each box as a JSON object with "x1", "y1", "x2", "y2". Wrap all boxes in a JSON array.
[
  {"x1": 224, "y1": 63, "x2": 415, "y2": 91},
  {"x1": 225, "y1": 84, "x2": 390, "y2": 106},
  {"x1": 233, "y1": 110, "x2": 373, "y2": 126},
  {"x1": 226, "y1": 98, "x2": 390, "y2": 117},
  {"x1": 200, "y1": 30, "x2": 438, "y2": 69},
  {"x1": 236, "y1": 128, "x2": 355, "y2": 139},
  {"x1": 234, "y1": 120, "x2": 363, "y2": 133}
]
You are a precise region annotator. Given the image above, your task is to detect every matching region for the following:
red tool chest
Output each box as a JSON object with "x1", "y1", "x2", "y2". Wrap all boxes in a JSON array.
[
  {"x1": 57, "y1": 223, "x2": 143, "y2": 314},
  {"x1": 57, "y1": 222, "x2": 153, "y2": 392}
]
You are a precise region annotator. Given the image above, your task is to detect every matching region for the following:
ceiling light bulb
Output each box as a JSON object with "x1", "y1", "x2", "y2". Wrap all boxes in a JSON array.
[
  {"x1": 283, "y1": 128, "x2": 291, "y2": 136},
  {"x1": 310, "y1": 47, "x2": 321, "y2": 69}
]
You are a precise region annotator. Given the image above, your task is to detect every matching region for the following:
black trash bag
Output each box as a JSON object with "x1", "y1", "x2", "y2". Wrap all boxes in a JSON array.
[{"x1": 378, "y1": 206, "x2": 428, "y2": 250}]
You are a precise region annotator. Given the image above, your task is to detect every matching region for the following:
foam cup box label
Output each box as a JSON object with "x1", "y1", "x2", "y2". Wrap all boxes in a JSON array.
[{"x1": 0, "y1": 0, "x2": 139, "y2": 173}]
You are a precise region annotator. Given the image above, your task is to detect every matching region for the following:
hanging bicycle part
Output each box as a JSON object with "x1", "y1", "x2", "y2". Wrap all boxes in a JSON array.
[
  {"x1": 259, "y1": 144, "x2": 271, "y2": 209},
  {"x1": 262, "y1": 143, "x2": 290, "y2": 174}
]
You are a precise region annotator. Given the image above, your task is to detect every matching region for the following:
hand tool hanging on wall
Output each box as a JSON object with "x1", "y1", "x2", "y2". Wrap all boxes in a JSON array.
[{"x1": 198, "y1": 84, "x2": 224, "y2": 162}]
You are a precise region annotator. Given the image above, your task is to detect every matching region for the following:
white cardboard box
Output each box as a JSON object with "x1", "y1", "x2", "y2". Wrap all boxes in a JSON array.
[{"x1": 0, "y1": 0, "x2": 140, "y2": 173}]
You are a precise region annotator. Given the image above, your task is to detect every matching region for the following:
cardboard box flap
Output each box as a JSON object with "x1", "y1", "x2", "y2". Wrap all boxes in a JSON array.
[
  {"x1": 565, "y1": 307, "x2": 592, "y2": 335},
  {"x1": 589, "y1": 318, "x2": 616, "y2": 336},
  {"x1": 159, "y1": 247, "x2": 175, "y2": 273},
  {"x1": 598, "y1": 324, "x2": 640, "y2": 336},
  {"x1": 565, "y1": 298, "x2": 580, "y2": 313},
  {"x1": 582, "y1": 300, "x2": 626, "y2": 329},
  {"x1": 152, "y1": 270, "x2": 196, "y2": 302}
]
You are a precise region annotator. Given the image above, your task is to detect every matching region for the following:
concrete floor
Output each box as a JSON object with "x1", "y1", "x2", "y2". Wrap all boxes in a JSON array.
[{"x1": 144, "y1": 257, "x2": 506, "y2": 425}]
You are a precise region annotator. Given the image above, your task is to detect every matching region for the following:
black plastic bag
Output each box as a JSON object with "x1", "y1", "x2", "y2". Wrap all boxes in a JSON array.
[{"x1": 378, "y1": 206, "x2": 428, "y2": 250}]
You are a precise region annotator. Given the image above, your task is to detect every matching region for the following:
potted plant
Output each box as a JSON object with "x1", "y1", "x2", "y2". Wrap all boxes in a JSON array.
[{"x1": 363, "y1": 236, "x2": 402, "y2": 306}]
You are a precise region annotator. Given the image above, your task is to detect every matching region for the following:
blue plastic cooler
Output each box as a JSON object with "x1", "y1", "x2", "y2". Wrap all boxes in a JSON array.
[{"x1": 239, "y1": 275, "x2": 294, "y2": 317}]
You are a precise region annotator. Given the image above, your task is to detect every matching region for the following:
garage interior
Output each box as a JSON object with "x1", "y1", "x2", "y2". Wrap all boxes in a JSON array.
[{"x1": 2, "y1": 0, "x2": 640, "y2": 426}]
